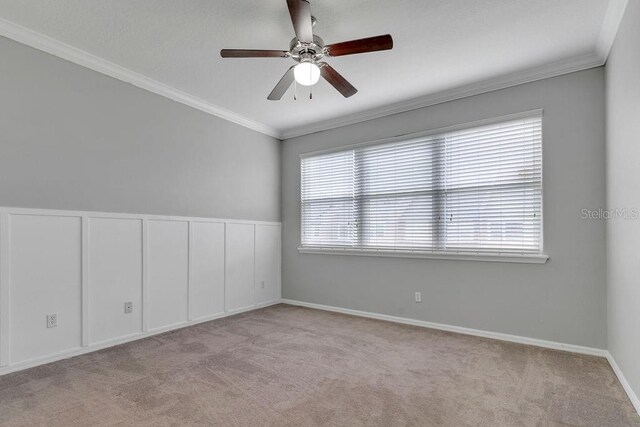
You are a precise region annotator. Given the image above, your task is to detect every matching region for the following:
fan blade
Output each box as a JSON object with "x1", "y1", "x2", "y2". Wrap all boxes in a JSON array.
[
  {"x1": 325, "y1": 34, "x2": 393, "y2": 57},
  {"x1": 268, "y1": 66, "x2": 296, "y2": 100},
  {"x1": 319, "y1": 63, "x2": 357, "y2": 98},
  {"x1": 220, "y1": 49, "x2": 289, "y2": 58},
  {"x1": 287, "y1": 0, "x2": 313, "y2": 43}
]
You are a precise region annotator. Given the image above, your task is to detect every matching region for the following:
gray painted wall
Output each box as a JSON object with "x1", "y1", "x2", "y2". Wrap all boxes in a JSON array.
[
  {"x1": 282, "y1": 68, "x2": 607, "y2": 348},
  {"x1": 606, "y1": 0, "x2": 640, "y2": 403},
  {"x1": 0, "y1": 36, "x2": 281, "y2": 222}
]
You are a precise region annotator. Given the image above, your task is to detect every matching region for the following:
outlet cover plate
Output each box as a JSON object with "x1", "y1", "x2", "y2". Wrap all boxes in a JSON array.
[{"x1": 46, "y1": 314, "x2": 57, "y2": 328}]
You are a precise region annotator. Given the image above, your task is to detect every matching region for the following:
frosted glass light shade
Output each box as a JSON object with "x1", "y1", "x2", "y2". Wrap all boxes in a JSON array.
[{"x1": 294, "y1": 62, "x2": 321, "y2": 86}]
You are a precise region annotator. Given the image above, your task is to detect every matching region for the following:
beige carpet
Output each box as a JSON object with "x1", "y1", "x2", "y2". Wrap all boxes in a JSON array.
[{"x1": 0, "y1": 304, "x2": 638, "y2": 426}]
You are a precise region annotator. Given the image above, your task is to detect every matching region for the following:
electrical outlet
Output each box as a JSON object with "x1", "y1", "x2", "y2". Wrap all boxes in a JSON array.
[
  {"x1": 124, "y1": 302, "x2": 133, "y2": 314},
  {"x1": 46, "y1": 314, "x2": 57, "y2": 328},
  {"x1": 260, "y1": 280, "x2": 265, "y2": 289},
  {"x1": 415, "y1": 292, "x2": 422, "y2": 303}
]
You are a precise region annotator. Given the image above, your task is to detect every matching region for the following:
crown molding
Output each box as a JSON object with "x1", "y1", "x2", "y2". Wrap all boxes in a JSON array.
[
  {"x1": 596, "y1": 0, "x2": 629, "y2": 61},
  {"x1": 281, "y1": 52, "x2": 604, "y2": 140},
  {"x1": 0, "y1": 18, "x2": 281, "y2": 139},
  {"x1": 281, "y1": 0, "x2": 628, "y2": 140},
  {"x1": 2, "y1": 0, "x2": 629, "y2": 142}
]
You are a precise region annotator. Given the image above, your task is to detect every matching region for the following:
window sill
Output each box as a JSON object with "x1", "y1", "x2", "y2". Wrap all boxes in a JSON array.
[{"x1": 297, "y1": 247, "x2": 549, "y2": 264}]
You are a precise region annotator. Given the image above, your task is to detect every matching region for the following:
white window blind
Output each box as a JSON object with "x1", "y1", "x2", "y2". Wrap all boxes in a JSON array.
[{"x1": 301, "y1": 114, "x2": 543, "y2": 256}]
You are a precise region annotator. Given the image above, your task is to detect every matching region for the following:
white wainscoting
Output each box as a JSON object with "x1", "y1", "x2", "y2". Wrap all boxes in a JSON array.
[
  {"x1": 189, "y1": 221, "x2": 225, "y2": 321},
  {"x1": 10, "y1": 214, "x2": 83, "y2": 364},
  {"x1": 255, "y1": 224, "x2": 281, "y2": 305},
  {"x1": 88, "y1": 217, "x2": 143, "y2": 344},
  {"x1": 0, "y1": 207, "x2": 281, "y2": 374},
  {"x1": 225, "y1": 223, "x2": 256, "y2": 313},
  {"x1": 147, "y1": 219, "x2": 190, "y2": 331}
]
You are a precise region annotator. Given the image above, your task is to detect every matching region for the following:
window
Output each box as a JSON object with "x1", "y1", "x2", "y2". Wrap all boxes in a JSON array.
[{"x1": 300, "y1": 113, "x2": 545, "y2": 261}]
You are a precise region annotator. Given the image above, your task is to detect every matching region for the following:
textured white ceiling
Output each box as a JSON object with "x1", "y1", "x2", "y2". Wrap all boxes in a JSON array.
[{"x1": 0, "y1": 0, "x2": 611, "y2": 137}]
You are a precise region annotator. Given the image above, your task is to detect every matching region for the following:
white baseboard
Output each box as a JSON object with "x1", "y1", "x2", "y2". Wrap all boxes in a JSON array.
[
  {"x1": 281, "y1": 299, "x2": 607, "y2": 357},
  {"x1": 281, "y1": 299, "x2": 640, "y2": 416},
  {"x1": 188, "y1": 311, "x2": 227, "y2": 325},
  {"x1": 606, "y1": 352, "x2": 640, "y2": 415},
  {"x1": 254, "y1": 299, "x2": 283, "y2": 309},
  {"x1": 0, "y1": 300, "x2": 281, "y2": 377}
]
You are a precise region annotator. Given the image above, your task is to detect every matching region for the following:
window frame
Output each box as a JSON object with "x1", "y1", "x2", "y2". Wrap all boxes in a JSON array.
[{"x1": 298, "y1": 110, "x2": 549, "y2": 264}]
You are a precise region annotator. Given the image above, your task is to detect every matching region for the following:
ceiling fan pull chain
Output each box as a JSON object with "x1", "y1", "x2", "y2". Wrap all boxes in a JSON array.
[
  {"x1": 221, "y1": 1, "x2": 391, "y2": 100},
  {"x1": 294, "y1": 79, "x2": 297, "y2": 100}
]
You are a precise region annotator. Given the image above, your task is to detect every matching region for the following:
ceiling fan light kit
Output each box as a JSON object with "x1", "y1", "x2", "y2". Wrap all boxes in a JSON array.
[
  {"x1": 294, "y1": 62, "x2": 321, "y2": 86},
  {"x1": 220, "y1": 0, "x2": 393, "y2": 100}
]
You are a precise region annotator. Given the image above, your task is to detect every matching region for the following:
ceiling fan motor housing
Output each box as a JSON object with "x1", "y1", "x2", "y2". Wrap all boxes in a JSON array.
[
  {"x1": 289, "y1": 35, "x2": 325, "y2": 63},
  {"x1": 220, "y1": 1, "x2": 393, "y2": 99}
]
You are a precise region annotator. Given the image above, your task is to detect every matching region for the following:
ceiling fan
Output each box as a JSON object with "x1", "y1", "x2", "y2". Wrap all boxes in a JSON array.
[{"x1": 220, "y1": 0, "x2": 393, "y2": 100}]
